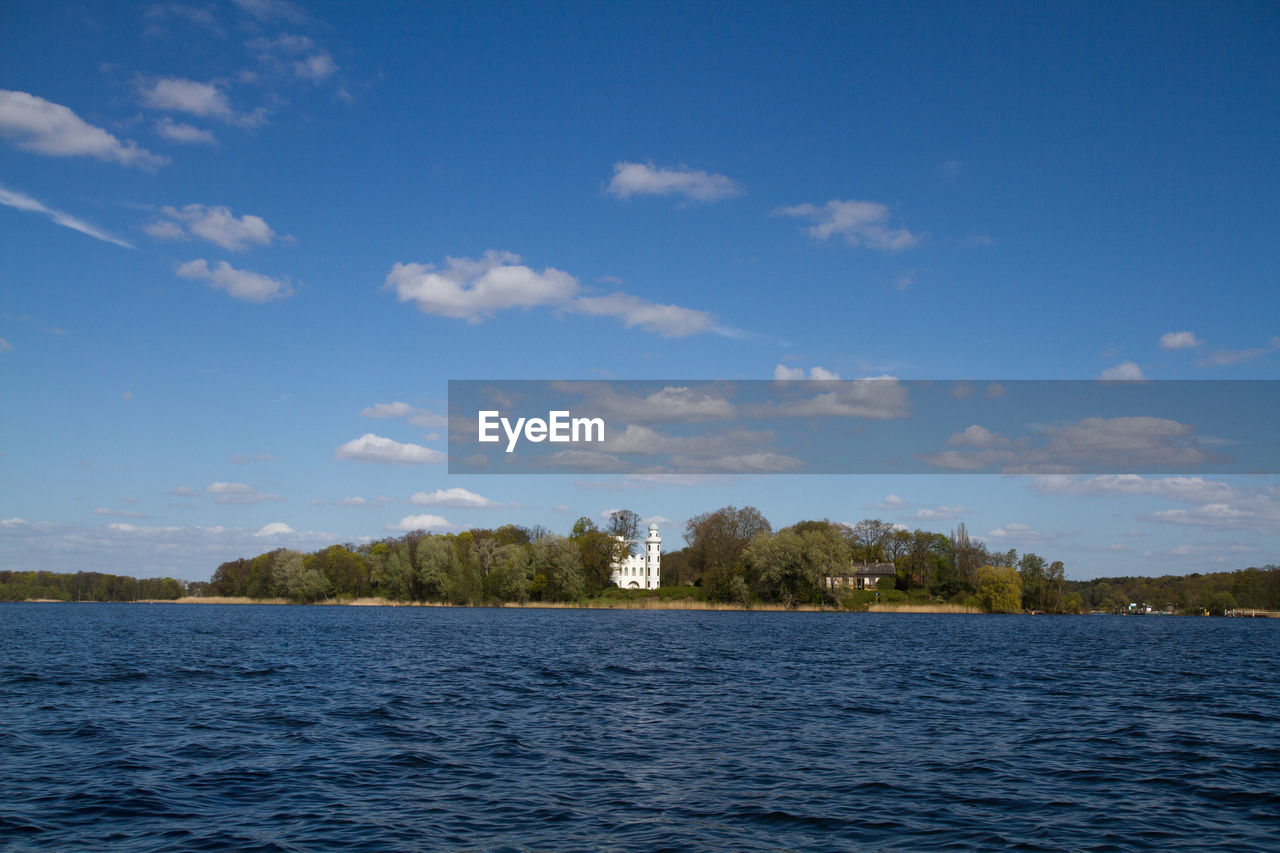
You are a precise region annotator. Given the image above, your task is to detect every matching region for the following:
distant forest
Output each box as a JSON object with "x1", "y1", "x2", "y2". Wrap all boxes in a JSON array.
[{"x1": 2, "y1": 506, "x2": 1277, "y2": 614}]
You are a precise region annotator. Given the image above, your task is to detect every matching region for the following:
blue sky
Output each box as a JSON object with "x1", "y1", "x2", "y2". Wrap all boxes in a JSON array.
[{"x1": 1, "y1": 0, "x2": 1277, "y2": 580}]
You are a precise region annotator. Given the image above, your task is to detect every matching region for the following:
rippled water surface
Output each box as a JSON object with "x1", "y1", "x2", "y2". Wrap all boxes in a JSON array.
[{"x1": 1, "y1": 604, "x2": 1278, "y2": 851}]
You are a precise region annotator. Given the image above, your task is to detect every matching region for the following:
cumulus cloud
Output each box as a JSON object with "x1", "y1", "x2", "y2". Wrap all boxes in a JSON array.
[
  {"x1": 0, "y1": 89, "x2": 168, "y2": 169},
  {"x1": 154, "y1": 117, "x2": 217, "y2": 145},
  {"x1": 1159, "y1": 330, "x2": 1202, "y2": 350},
  {"x1": 386, "y1": 514, "x2": 452, "y2": 532},
  {"x1": 386, "y1": 250, "x2": 721, "y2": 337},
  {"x1": 176, "y1": 259, "x2": 293, "y2": 302},
  {"x1": 1098, "y1": 361, "x2": 1145, "y2": 380},
  {"x1": 946, "y1": 425, "x2": 1009, "y2": 449},
  {"x1": 606, "y1": 161, "x2": 743, "y2": 202},
  {"x1": 688, "y1": 452, "x2": 804, "y2": 473},
  {"x1": 410, "y1": 488, "x2": 499, "y2": 508},
  {"x1": 254, "y1": 521, "x2": 296, "y2": 537},
  {"x1": 0, "y1": 183, "x2": 133, "y2": 248},
  {"x1": 386, "y1": 250, "x2": 577, "y2": 321},
  {"x1": 335, "y1": 433, "x2": 445, "y2": 464},
  {"x1": 139, "y1": 77, "x2": 265, "y2": 127},
  {"x1": 763, "y1": 378, "x2": 911, "y2": 419},
  {"x1": 773, "y1": 364, "x2": 840, "y2": 380},
  {"x1": 148, "y1": 204, "x2": 278, "y2": 250},
  {"x1": 774, "y1": 199, "x2": 920, "y2": 251}
]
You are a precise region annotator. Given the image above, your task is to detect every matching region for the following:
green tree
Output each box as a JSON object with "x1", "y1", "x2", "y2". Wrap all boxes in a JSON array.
[
  {"x1": 530, "y1": 534, "x2": 585, "y2": 601},
  {"x1": 975, "y1": 565, "x2": 1023, "y2": 613},
  {"x1": 1018, "y1": 552, "x2": 1047, "y2": 611},
  {"x1": 275, "y1": 549, "x2": 330, "y2": 602},
  {"x1": 686, "y1": 505, "x2": 771, "y2": 599}
]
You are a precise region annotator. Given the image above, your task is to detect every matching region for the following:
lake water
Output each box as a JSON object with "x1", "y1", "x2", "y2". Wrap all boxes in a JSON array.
[{"x1": 1, "y1": 604, "x2": 1277, "y2": 851}]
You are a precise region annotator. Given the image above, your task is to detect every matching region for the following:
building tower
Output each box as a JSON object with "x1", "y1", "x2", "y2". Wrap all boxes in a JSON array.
[
  {"x1": 610, "y1": 522, "x2": 662, "y2": 590},
  {"x1": 644, "y1": 522, "x2": 661, "y2": 588}
]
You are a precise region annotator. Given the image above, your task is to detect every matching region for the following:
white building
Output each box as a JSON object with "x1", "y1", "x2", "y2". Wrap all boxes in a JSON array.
[{"x1": 611, "y1": 523, "x2": 662, "y2": 590}]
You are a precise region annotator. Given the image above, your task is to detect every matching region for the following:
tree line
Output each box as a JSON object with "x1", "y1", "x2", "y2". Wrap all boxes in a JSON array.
[
  {"x1": 3, "y1": 506, "x2": 1275, "y2": 613},
  {"x1": 0, "y1": 570, "x2": 183, "y2": 602}
]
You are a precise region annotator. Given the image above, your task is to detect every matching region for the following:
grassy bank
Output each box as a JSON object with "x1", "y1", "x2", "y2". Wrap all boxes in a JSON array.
[{"x1": 868, "y1": 603, "x2": 982, "y2": 614}]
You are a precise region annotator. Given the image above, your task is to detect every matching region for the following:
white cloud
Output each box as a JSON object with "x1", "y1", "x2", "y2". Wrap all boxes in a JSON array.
[
  {"x1": 1099, "y1": 361, "x2": 1145, "y2": 380},
  {"x1": 0, "y1": 89, "x2": 168, "y2": 169},
  {"x1": 386, "y1": 514, "x2": 452, "y2": 532},
  {"x1": 410, "y1": 488, "x2": 498, "y2": 508},
  {"x1": 154, "y1": 117, "x2": 217, "y2": 145},
  {"x1": 689, "y1": 452, "x2": 804, "y2": 473},
  {"x1": 606, "y1": 161, "x2": 743, "y2": 202},
  {"x1": 0, "y1": 338, "x2": 12, "y2": 353},
  {"x1": 1159, "y1": 330, "x2": 1202, "y2": 350},
  {"x1": 254, "y1": 521, "x2": 295, "y2": 537},
  {"x1": 167, "y1": 485, "x2": 199, "y2": 497},
  {"x1": 386, "y1": 250, "x2": 577, "y2": 321},
  {"x1": 139, "y1": 78, "x2": 265, "y2": 126},
  {"x1": 1151, "y1": 500, "x2": 1280, "y2": 534},
  {"x1": 150, "y1": 204, "x2": 278, "y2": 250},
  {"x1": 386, "y1": 250, "x2": 720, "y2": 337},
  {"x1": 1045, "y1": 417, "x2": 1198, "y2": 462},
  {"x1": 143, "y1": 220, "x2": 186, "y2": 240},
  {"x1": 335, "y1": 433, "x2": 445, "y2": 464},
  {"x1": 294, "y1": 53, "x2": 338, "y2": 81},
  {"x1": 763, "y1": 378, "x2": 910, "y2": 419},
  {"x1": 1031, "y1": 474, "x2": 1237, "y2": 503},
  {"x1": 946, "y1": 425, "x2": 1008, "y2": 449},
  {"x1": 205, "y1": 481, "x2": 282, "y2": 504},
  {"x1": 0, "y1": 518, "x2": 339, "y2": 578},
  {"x1": 0, "y1": 183, "x2": 133, "y2": 248},
  {"x1": 358, "y1": 401, "x2": 447, "y2": 428},
  {"x1": 870, "y1": 494, "x2": 909, "y2": 510},
  {"x1": 546, "y1": 383, "x2": 735, "y2": 424},
  {"x1": 176, "y1": 259, "x2": 293, "y2": 302},
  {"x1": 774, "y1": 199, "x2": 920, "y2": 251},
  {"x1": 569, "y1": 292, "x2": 714, "y2": 337},
  {"x1": 773, "y1": 364, "x2": 841, "y2": 380}
]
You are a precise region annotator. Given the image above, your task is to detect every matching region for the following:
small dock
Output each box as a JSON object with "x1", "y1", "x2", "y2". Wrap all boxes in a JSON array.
[{"x1": 1225, "y1": 609, "x2": 1280, "y2": 618}]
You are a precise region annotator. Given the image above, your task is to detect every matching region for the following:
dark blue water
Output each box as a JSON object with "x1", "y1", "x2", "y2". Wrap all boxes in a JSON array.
[{"x1": 1, "y1": 605, "x2": 1278, "y2": 851}]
